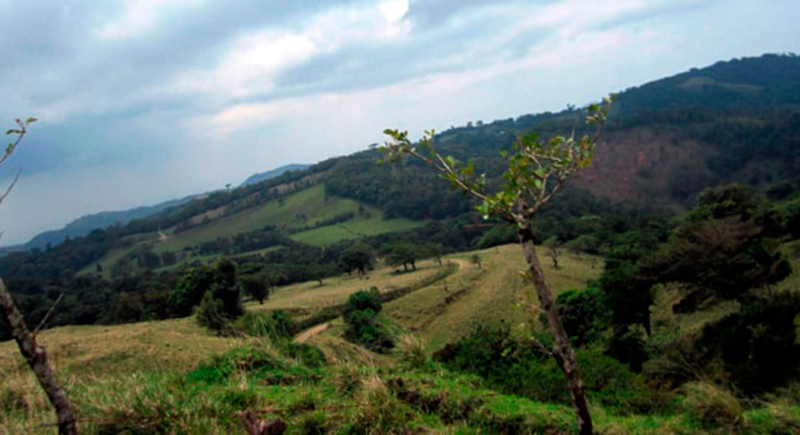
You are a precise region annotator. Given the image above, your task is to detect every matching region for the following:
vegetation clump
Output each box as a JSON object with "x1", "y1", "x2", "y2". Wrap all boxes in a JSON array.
[{"x1": 343, "y1": 288, "x2": 395, "y2": 353}]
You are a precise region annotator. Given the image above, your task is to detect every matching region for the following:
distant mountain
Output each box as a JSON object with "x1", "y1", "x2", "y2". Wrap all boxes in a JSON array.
[
  {"x1": 8, "y1": 163, "x2": 311, "y2": 252},
  {"x1": 240, "y1": 163, "x2": 311, "y2": 187},
  {"x1": 19, "y1": 196, "x2": 194, "y2": 250}
]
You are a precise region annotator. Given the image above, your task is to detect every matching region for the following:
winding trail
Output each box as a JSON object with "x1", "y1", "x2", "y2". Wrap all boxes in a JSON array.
[
  {"x1": 295, "y1": 322, "x2": 329, "y2": 343},
  {"x1": 292, "y1": 259, "x2": 468, "y2": 343}
]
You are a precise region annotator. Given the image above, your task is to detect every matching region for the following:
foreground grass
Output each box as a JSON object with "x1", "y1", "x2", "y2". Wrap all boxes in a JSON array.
[
  {"x1": 4, "y1": 331, "x2": 797, "y2": 434},
  {"x1": 7, "y1": 243, "x2": 800, "y2": 433}
]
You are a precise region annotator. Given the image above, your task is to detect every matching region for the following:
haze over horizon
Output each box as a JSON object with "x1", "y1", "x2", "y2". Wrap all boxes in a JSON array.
[{"x1": 0, "y1": 0, "x2": 797, "y2": 246}]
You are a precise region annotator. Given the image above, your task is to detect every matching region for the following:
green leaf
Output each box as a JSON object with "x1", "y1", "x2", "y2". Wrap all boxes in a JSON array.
[{"x1": 25, "y1": 117, "x2": 37, "y2": 124}]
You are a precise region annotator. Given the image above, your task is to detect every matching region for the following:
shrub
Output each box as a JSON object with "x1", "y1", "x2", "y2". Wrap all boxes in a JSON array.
[
  {"x1": 279, "y1": 342, "x2": 327, "y2": 368},
  {"x1": 343, "y1": 309, "x2": 394, "y2": 353},
  {"x1": 343, "y1": 289, "x2": 395, "y2": 353},
  {"x1": 186, "y1": 346, "x2": 284, "y2": 383},
  {"x1": 343, "y1": 288, "x2": 382, "y2": 317},
  {"x1": 233, "y1": 310, "x2": 295, "y2": 341},
  {"x1": 702, "y1": 292, "x2": 800, "y2": 393},
  {"x1": 436, "y1": 325, "x2": 671, "y2": 414},
  {"x1": 396, "y1": 333, "x2": 430, "y2": 369},
  {"x1": 553, "y1": 285, "x2": 608, "y2": 347},
  {"x1": 195, "y1": 291, "x2": 229, "y2": 333},
  {"x1": 682, "y1": 382, "x2": 742, "y2": 429}
]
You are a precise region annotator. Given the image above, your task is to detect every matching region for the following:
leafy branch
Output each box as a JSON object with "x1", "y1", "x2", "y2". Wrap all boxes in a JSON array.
[{"x1": 380, "y1": 95, "x2": 614, "y2": 224}]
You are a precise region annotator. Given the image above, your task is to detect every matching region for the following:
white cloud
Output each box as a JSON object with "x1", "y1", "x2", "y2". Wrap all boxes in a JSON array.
[
  {"x1": 96, "y1": 0, "x2": 204, "y2": 40},
  {"x1": 379, "y1": 0, "x2": 410, "y2": 23},
  {"x1": 172, "y1": 32, "x2": 317, "y2": 98},
  {"x1": 168, "y1": 1, "x2": 412, "y2": 100}
]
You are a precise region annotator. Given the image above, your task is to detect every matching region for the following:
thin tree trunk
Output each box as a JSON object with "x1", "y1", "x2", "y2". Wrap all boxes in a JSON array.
[
  {"x1": 0, "y1": 278, "x2": 78, "y2": 435},
  {"x1": 517, "y1": 226, "x2": 593, "y2": 435}
]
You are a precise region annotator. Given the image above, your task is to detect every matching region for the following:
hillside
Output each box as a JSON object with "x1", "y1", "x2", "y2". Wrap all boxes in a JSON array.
[
  {"x1": 614, "y1": 53, "x2": 800, "y2": 114},
  {"x1": 82, "y1": 183, "x2": 425, "y2": 278},
  {"x1": 2, "y1": 53, "x2": 800, "y2": 340},
  {"x1": 5, "y1": 196, "x2": 193, "y2": 252},
  {"x1": 5, "y1": 163, "x2": 314, "y2": 253}
]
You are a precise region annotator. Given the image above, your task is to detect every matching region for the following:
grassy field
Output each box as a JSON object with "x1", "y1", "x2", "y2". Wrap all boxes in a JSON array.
[
  {"x1": 289, "y1": 218, "x2": 424, "y2": 246},
  {"x1": 248, "y1": 259, "x2": 448, "y2": 316},
  {"x1": 5, "y1": 243, "x2": 800, "y2": 434},
  {"x1": 385, "y1": 245, "x2": 603, "y2": 348},
  {"x1": 83, "y1": 184, "x2": 426, "y2": 277},
  {"x1": 154, "y1": 183, "x2": 423, "y2": 252}
]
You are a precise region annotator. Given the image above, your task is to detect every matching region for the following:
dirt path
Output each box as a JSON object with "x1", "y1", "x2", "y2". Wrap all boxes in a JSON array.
[
  {"x1": 294, "y1": 322, "x2": 329, "y2": 343},
  {"x1": 292, "y1": 259, "x2": 470, "y2": 343}
]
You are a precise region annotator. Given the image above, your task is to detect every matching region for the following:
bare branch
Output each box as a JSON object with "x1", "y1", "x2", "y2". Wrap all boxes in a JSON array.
[
  {"x1": 34, "y1": 292, "x2": 64, "y2": 335},
  {"x1": 0, "y1": 169, "x2": 21, "y2": 207}
]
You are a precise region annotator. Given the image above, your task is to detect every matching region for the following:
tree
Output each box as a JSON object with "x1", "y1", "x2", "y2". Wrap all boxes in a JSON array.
[
  {"x1": 194, "y1": 258, "x2": 244, "y2": 332},
  {"x1": 544, "y1": 236, "x2": 562, "y2": 269},
  {"x1": 469, "y1": 253, "x2": 482, "y2": 269},
  {"x1": 339, "y1": 242, "x2": 374, "y2": 276},
  {"x1": 424, "y1": 242, "x2": 444, "y2": 266},
  {"x1": 383, "y1": 241, "x2": 419, "y2": 272},
  {"x1": 240, "y1": 274, "x2": 269, "y2": 304},
  {"x1": 381, "y1": 96, "x2": 613, "y2": 435},
  {"x1": 208, "y1": 257, "x2": 243, "y2": 320},
  {"x1": 307, "y1": 263, "x2": 335, "y2": 285},
  {"x1": 170, "y1": 264, "x2": 216, "y2": 317},
  {"x1": 640, "y1": 184, "x2": 791, "y2": 309},
  {"x1": 0, "y1": 119, "x2": 78, "y2": 434}
]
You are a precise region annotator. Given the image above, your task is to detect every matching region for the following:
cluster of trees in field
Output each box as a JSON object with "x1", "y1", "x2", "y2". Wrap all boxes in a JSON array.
[{"x1": 438, "y1": 182, "x2": 800, "y2": 412}]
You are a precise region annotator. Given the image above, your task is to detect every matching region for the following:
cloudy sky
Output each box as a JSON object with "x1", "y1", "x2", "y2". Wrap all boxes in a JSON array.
[{"x1": 0, "y1": 0, "x2": 797, "y2": 245}]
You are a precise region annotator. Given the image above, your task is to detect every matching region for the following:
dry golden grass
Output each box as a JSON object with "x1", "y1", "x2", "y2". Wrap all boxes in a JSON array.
[
  {"x1": 385, "y1": 244, "x2": 603, "y2": 348},
  {"x1": 0, "y1": 318, "x2": 240, "y2": 386},
  {"x1": 247, "y1": 259, "x2": 447, "y2": 315},
  {"x1": 0, "y1": 318, "x2": 246, "y2": 434}
]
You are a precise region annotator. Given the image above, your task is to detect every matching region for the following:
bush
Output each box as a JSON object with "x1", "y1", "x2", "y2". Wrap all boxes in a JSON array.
[
  {"x1": 682, "y1": 382, "x2": 742, "y2": 429},
  {"x1": 396, "y1": 333, "x2": 430, "y2": 369},
  {"x1": 343, "y1": 289, "x2": 395, "y2": 353},
  {"x1": 435, "y1": 325, "x2": 671, "y2": 414},
  {"x1": 553, "y1": 285, "x2": 608, "y2": 347},
  {"x1": 703, "y1": 292, "x2": 800, "y2": 393},
  {"x1": 343, "y1": 309, "x2": 395, "y2": 353},
  {"x1": 233, "y1": 310, "x2": 295, "y2": 341},
  {"x1": 195, "y1": 291, "x2": 228, "y2": 332},
  {"x1": 343, "y1": 288, "x2": 382, "y2": 317},
  {"x1": 280, "y1": 342, "x2": 327, "y2": 368},
  {"x1": 186, "y1": 346, "x2": 284, "y2": 384},
  {"x1": 434, "y1": 323, "x2": 518, "y2": 375}
]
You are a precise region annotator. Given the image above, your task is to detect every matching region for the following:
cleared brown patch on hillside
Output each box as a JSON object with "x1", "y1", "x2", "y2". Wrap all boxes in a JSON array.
[
  {"x1": 269, "y1": 172, "x2": 323, "y2": 195},
  {"x1": 188, "y1": 205, "x2": 227, "y2": 225},
  {"x1": 172, "y1": 173, "x2": 325, "y2": 232},
  {"x1": 577, "y1": 127, "x2": 718, "y2": 207}
]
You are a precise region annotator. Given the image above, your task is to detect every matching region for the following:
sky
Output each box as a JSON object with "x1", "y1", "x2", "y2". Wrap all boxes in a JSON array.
[{"x1": 0, "y1": 0, "x2": 797, "y2": 245}]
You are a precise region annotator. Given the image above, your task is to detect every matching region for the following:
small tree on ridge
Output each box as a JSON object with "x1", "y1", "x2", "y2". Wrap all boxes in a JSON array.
[{"x1": 380, "y1": 95, "x2": 613, "y2": 435}]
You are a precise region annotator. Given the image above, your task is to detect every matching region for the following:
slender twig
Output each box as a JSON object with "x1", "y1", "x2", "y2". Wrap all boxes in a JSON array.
[
  {"x1": 0, "y1": 169, "x2": 21, "y2": 207},
  {"x1": 34, "y1": 292, "x2": 64, "y2": 335}
]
